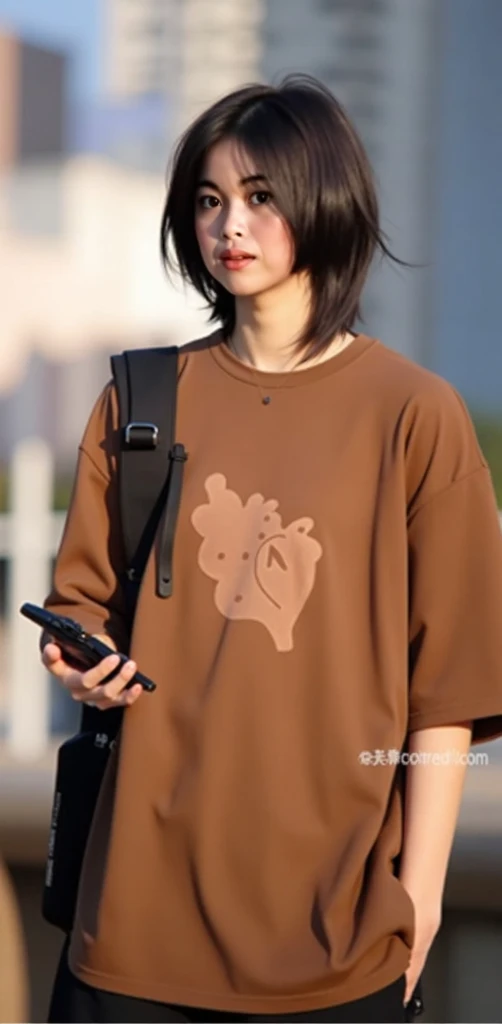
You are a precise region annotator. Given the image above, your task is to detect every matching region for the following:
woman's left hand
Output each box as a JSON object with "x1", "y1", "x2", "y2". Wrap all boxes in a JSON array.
[{"x1": 404, "y1": 907, "x2": 441, "y2": 1005}]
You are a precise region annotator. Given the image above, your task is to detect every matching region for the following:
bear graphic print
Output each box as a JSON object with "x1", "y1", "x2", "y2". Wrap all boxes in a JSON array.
[{"x1": 190, "y1": 473, "x2": 323, "y2": 651}]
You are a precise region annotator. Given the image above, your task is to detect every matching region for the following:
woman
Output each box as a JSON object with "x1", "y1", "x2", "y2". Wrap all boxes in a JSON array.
[{"x1": 43, "y1": 76, "x2": 502, "y2": 1023}]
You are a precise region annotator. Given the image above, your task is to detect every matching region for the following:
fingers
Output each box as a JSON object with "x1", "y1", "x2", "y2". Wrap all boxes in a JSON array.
[
  {"x1": 78, "y1": 652, "x2": 125, "y2": 692},
  {"x1": 41, "y1": 642, "x2": 67, "y2": 675},
  {"x1": 78, "y1": 677, "x2": 144, "y2": 711},
  {"x1": 404, "y1": 962, "x2": 423, "y2": 1006},
  {"x1": 76, "y1": 656, "x2": 141, "y2": 709},
  {"x1": 41, "y1": 643, "x2": 143, "y2": 710}
]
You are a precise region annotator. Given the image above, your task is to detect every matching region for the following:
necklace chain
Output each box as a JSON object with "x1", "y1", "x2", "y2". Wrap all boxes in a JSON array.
[
  {"x1": 227, "y1": 337, "x2": 274, "y2": 405},
  {"x1": 227, "y1": 333, "x2": 355, "y2": 406}
]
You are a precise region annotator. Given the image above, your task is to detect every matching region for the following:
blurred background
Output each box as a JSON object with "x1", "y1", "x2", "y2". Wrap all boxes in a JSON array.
[{"x1": 0, "y1": 0, "x2": 501, "y2": 1020}]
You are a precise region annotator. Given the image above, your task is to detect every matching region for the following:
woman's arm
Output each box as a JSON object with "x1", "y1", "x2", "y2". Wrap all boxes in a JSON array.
[
  {"x1": 399, "y1": 721, "x2": 473, "y2": 1003},
  {"x1": 41, "y1": 385, "x2": 143, "y2": 708},
  {"x1": 44, "y1": 385, "x2": 130, "y2": 652}
]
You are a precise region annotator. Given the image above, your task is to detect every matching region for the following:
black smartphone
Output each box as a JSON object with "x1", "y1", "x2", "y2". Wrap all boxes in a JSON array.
[{"x1": 20, "y1": 602, "x2": 156, "y2": 692}]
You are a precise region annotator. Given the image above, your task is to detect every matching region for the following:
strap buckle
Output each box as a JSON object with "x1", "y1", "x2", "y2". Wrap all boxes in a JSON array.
[{"x1": 124, "y1": 422, "x2": 159, "y2": 450}]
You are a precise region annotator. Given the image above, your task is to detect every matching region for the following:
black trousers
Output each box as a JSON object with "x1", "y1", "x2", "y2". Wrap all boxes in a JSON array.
[{"x1": 48, "y1": 940, "x2": 408, "y2": 1023}]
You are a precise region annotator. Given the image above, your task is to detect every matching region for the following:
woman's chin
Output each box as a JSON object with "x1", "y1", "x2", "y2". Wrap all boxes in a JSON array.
[
  {"x1": 217, "y1": 274, "x2": 289, "y2": 300},
  {"x1": 218, "y1": 279, "x2": 267, "y2": 298}
]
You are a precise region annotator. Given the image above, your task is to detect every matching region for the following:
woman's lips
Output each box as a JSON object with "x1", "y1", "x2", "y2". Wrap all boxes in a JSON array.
[
  {"x1": 221, "y1": 254, "x2": 257, "y2": 270},
  {"x1": 219, "y1": 255, "x2": 256, "y2": 271}
]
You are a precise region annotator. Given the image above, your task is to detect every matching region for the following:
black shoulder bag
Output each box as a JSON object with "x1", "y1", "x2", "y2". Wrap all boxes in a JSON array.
[{"x1": 42, "y1": 346, "x2": 187, "y2": 932}]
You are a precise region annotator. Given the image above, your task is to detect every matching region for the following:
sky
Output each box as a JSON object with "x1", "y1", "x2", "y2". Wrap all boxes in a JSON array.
[{"x1": 0, "y1": 0, "x2": 101, "y2": 102}]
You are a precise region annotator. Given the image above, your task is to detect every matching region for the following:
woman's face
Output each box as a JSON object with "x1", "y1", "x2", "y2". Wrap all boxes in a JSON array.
[{"x1": 194, "y1": 138, "x2": 295, "y2": 299}]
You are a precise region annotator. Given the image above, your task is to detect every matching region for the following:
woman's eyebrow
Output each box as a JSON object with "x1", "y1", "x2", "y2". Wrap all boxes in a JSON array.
[
  {"x1": 197, "y1": 178, "x2": 220, "y2": 191},
  {"x1": 240, "y1": 174, "x2": 267, "y2": 186},
  {"x1": 196, "y1": 174, "x2": 268, "y2": 191}
]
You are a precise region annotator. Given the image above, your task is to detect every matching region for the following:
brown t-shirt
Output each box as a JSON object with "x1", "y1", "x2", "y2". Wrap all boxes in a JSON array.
[{"x1": 45, "y1": 331, "x2": 502, "y2": 1014}]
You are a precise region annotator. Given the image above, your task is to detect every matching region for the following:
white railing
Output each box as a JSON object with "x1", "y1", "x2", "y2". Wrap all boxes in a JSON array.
[{"x1": 0, "y1": 440, "x2": 65, "y2": 760}]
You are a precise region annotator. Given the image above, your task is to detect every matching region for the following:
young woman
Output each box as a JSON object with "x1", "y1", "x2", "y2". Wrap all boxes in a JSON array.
[{"x1": 42, "y1": 76, "x2": 502, "y2": 1024}]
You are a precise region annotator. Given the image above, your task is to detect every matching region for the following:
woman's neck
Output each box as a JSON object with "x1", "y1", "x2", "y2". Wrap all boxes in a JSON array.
[{"x1": 229, "y1": 274, "x2": 354, "y2": 372}]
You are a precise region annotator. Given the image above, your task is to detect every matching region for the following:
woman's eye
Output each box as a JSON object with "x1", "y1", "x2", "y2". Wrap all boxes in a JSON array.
[
  {"x1": 197, "y1": 195, "x2": 220, "y2": 210},
  {"x1": 250, "y1": 191, "x2": 272, "y2": 206}
]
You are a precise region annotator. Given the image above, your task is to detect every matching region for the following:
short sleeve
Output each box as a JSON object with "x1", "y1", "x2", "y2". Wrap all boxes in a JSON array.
[
  {"x1": 408, "y1": 466, "x2": 502, "y2": 744},
  {"x1": 44, "y1": 383, "x2": 130, "y2": 652}
]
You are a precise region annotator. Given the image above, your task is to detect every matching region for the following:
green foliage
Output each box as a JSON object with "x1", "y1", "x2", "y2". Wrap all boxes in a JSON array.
[
  {"x1": 53, "y1": 476, "x2": 73, "y2": 511},
  {"x1": 0, "y1": 468, "x2": 73, "y2": 512},
  {"x1": 472, "y1": 418, "x2": 502, "y2": 507}
]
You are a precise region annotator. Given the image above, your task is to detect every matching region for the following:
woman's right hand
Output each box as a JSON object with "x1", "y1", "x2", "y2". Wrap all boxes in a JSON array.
[{"x1": 41, "y1": 641, "x2": 143, "y2": 711}]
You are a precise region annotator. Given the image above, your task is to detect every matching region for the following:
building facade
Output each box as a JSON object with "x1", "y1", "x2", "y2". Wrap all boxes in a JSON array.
[
  {"x1": 103, "y1": 0, "x2": 264, "y2": 140},
  {"x1": 0, "y1": 30, "x2": 67, "y2": 172},
  {"x1": 104, "y1": 0, "x2": 179, "y2": 99}
]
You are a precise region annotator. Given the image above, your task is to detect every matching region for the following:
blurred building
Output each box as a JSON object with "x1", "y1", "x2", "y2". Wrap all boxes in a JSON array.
[
  {"x1": 0, "y1": 152, "x2": 209, "y2": 464},
  {"x1": 105, "y1": 0, "x2": 177, "y2": 99},
  {"x1": 430, "y1": 0, "x2": 502, "y2": 412},
  {"x1": 71, "y1": 93, "x2": 168, "y2": 172},
  {"x1": 174, "y1": 0, "x2": 264, "y2": 134},
  {"x1": 0, "y1": 30, "x2": 67, "y2": 172},
  {"x1": 0, "y1": 26, "x2": 212, "y2": 468},
  {"x1": 103, "y1": 0, "x2": 264, "y2": 139}
]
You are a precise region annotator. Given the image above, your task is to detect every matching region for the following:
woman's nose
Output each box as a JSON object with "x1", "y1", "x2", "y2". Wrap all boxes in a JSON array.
[{"x1": 220, "y1": 204, "x2": 245, "y2": 240}]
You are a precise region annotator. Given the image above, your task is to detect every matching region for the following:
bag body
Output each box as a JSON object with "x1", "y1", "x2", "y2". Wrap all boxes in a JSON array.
[{"x1": 42, "y1": 724, "x2": 119, "y2": 932}]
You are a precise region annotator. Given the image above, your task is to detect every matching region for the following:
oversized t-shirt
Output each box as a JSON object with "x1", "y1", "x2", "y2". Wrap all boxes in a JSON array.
[{"x1": 45, "y1": 330, "x2": 502, "y2": 1014}]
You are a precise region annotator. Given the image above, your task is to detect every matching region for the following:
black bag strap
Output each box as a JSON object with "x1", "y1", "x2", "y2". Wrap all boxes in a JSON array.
[
  {"x1": 81, "y1": 346, "x2": 186, "y2": 736},
  {"x1": 111, "y1": 346, "x2": 187, "y2": 613}
]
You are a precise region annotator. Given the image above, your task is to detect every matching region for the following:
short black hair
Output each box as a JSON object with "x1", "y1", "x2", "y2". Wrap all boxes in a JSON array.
[{"x1": 161, "y1": 74, "x2": 401, "y2": 361}]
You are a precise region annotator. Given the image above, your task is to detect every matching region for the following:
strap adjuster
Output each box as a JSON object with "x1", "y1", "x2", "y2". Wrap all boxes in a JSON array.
[
  {"x1": 170, "y1": 443, "x2": 188, "y2": 463},
  {"x1": 126, "y1": 567, "x2": 141, "y2": 582},
  {"x1": 124, "y1": 422, "x2": 159, "y2": 450}
]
